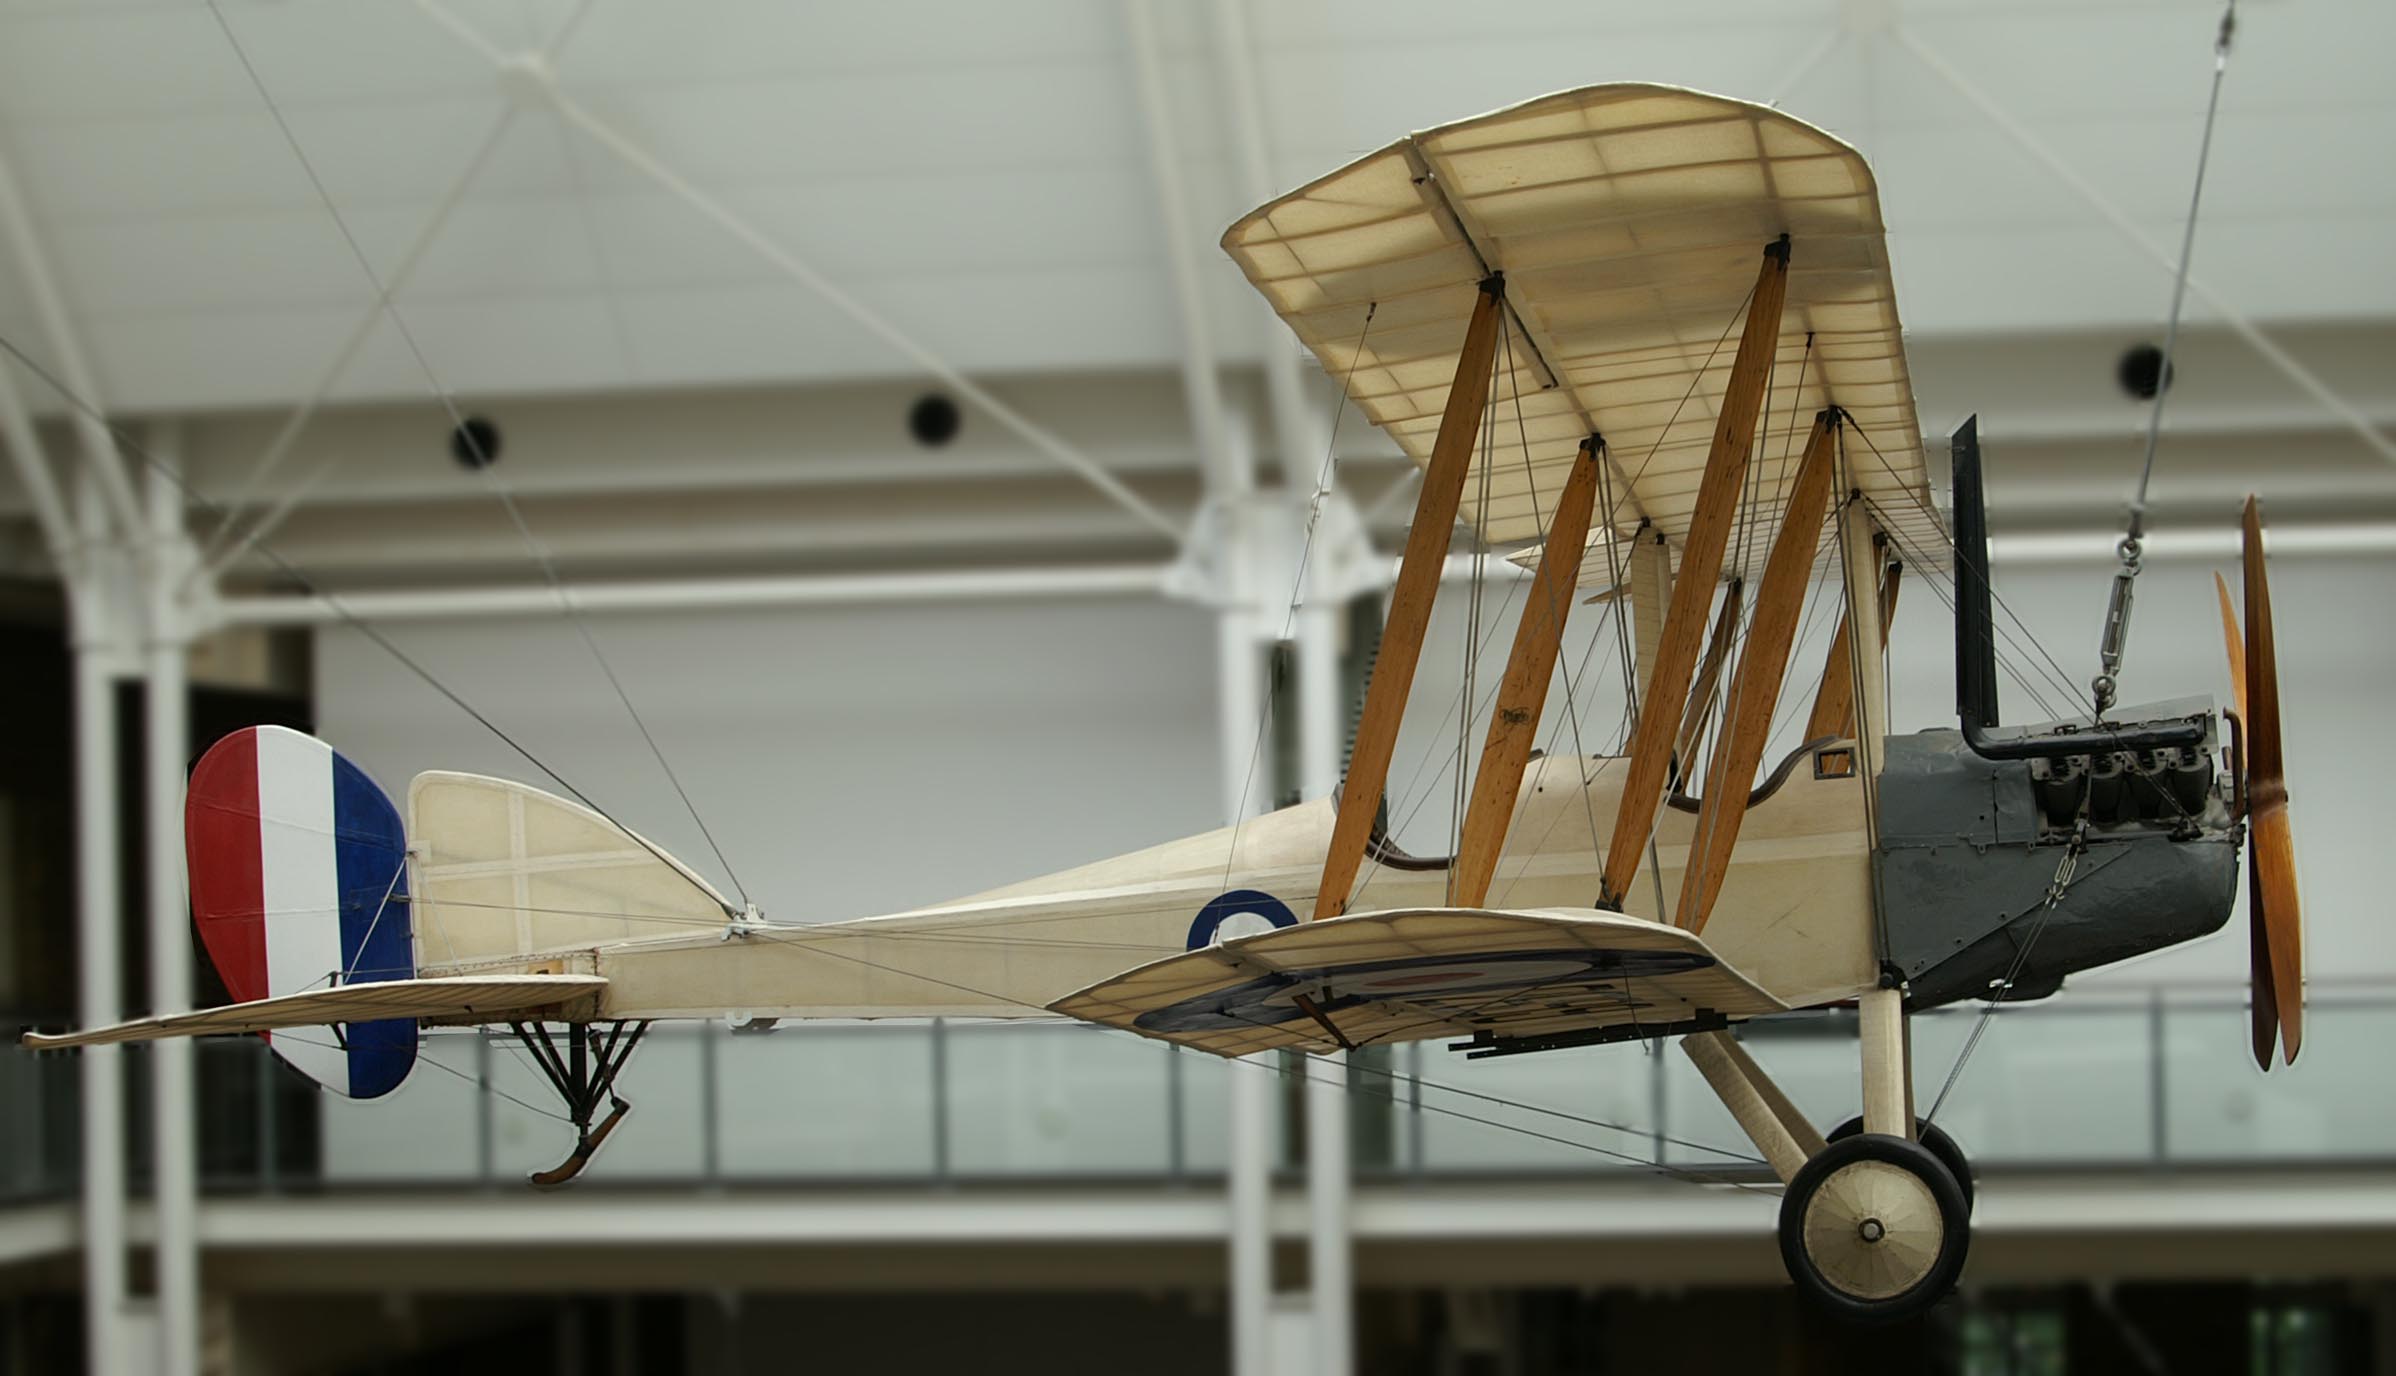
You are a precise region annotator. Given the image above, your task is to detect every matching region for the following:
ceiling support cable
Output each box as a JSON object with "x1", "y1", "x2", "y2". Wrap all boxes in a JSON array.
[
  {"x1": 405, "y1": 0, "x2": 1183, "y2": 543},
  {"x1": 1893, "y1": 25, "x2": 2396, "y2": 468}
]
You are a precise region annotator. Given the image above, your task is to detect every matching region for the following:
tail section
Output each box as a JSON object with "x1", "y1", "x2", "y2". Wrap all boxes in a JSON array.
[{"x1": 186, "y1": 726, "x2": 418, "y2": 1098}]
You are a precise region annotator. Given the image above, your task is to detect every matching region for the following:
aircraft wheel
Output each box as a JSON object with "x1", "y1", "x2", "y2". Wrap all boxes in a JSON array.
[
  {"x1": 1826, "y1": 1115, "x2": 1974, "y2": 1215},
  {"x1": 1779, "y1": 1133, "x2": 1969, "y2": 1326}
]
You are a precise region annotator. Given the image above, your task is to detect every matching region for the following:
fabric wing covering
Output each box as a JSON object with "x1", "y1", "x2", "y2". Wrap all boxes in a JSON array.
[
  {"x1": 1221, "y1": 82, "x2": 1946, "y2": 584},
  {"x1": 409, "y1": 771, "x2": 736, "y2": 967},
  {"x1": 1051, "y1": 908, "x2": 1785, "y2": 1057},
  {"x1": 21, "y1": 975, "x2": 606, "y2": 1049}
]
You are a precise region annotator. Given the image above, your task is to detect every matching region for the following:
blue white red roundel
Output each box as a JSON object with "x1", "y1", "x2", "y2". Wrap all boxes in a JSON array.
[{"x1": 185, "y1": 726, "x2": 417, "y2": 1098}]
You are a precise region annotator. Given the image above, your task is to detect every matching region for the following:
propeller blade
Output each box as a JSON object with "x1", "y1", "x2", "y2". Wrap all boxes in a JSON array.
[
  {"x1": 2213, "y1": 571, "x2": 2246, "y2": 720},
  {"x1": 2241, "y1": 496, "x2": 2303, "y2": 1067}
]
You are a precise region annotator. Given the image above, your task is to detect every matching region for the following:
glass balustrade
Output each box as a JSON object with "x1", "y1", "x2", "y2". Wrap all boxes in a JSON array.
[{"x1": 2, "y1": 982, "x2": 2389, "y2": 1200}]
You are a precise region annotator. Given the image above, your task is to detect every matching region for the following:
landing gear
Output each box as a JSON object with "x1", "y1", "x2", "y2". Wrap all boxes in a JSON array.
[
  {"x1": 512, "y1": 1019, "x2": 648, "y2": 1188},
  {"x1": 1680, "y1": 989, "x2": 1974, "y2": 1323},
  {"x1": 1778, "y1": 1132, "x2": 1971, "y2": 1325},
  {"x1": 1827, "y1": 1114, "x2": 1975, "y2": 1214}
]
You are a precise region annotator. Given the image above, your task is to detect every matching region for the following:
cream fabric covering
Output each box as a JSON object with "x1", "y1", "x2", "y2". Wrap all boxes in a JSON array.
[
  {"x1": 409, "y1": 771, "x2": 736, "y2": 969},
  {"x1": 20, "y1": 975, "x2": 605, "y2": 1048},
  {"x1": 1222, "y1": 83, "x2": 1945, "y2": 583},
  {"x1": 1052, "y1": 906, "x2": 1785, "y2": 1058}
]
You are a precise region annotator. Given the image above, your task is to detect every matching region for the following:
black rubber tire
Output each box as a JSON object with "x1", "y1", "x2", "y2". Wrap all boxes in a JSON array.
[
  {"x1": 1826, "y1": 1115, "x2": 1975, "y2": 1216},
  {"x1": 1779, "y1": 1132, "x2": 1971, "y2": 1327}
]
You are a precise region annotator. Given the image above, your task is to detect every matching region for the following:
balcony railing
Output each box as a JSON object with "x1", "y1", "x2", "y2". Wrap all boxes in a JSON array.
[{"x1": 5, "y1": 980, "x2": 2391, "y2": 1200}]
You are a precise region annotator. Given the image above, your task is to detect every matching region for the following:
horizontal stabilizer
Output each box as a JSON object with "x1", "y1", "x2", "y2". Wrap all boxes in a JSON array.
[
  {"x1": 1052, "y1": 906, "x2": 1783, "y2": 1057},
  {"x1": 20, "y1": 975, "x2": 605, "y2": 1051}
]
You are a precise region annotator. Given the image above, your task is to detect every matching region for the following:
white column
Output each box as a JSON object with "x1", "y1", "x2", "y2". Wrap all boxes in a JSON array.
[
  {"x1": 145, "y1": 421, "x2": 198, "y2": 1376},
  {"x1": 1296, "y1": 603, "x2": 1351, "y2": 1375},
  {"x1": 69, "y1": 467, "x2": 128, "y2": 1376},
  {"x1": 1219, "y1": 610, "x2": 1274, "y2": 1376}
]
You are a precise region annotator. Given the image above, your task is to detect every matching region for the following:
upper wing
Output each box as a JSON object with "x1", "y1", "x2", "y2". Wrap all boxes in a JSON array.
[
  {"x1": 1051, "y1": 906, "x2": 1784, "y2": 1057},
  {"x1": 1221, "y1": 82, "x2": 1945, "y2": 583},
  {"x1": 19, "y1": 975, "x2": 605, "y2": 1049}
]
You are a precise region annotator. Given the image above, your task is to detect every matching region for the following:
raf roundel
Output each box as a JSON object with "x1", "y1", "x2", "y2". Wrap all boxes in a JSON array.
[
  {"x1": 185, "y1": 725, "x2": 419, "y2": 1098},
  {"x1": 1185, "y1": 889, "x2": 1299, "y2": 950}
]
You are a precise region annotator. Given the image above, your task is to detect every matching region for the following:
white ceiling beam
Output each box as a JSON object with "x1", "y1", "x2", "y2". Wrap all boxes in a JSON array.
[
  {"x1": 1893, "y1": 26, "x2": 2396, "y2": 468},
  {"x1": 0, "y1": 343, "x2": 75, "y2": 562},
  {"x1": 1125, "y1": 0, "x2": 1239, "y2": 502},
  {"x1": 0, "y1": 144, "x2": 142, "y2": 537},
  {"x1": 214, "y1": 562, "x2": 1174, "y2": 625},
  {"x1": 402, "y1": 0, "x2": 1184, "y2": 545},
  {"x1": 196, "y1": 107, "x2": 524, "y2": 582},
  {"x1": 1212, "y1": 0, "x2": 1330, "y2": 492}
]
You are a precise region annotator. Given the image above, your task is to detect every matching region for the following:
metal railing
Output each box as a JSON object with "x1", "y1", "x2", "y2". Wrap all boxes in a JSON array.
[{"x1": 5, "y1": 981, "x2": 2391, "y2": 1199}]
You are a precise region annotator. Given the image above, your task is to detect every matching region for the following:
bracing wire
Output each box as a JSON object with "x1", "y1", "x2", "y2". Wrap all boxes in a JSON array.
[
  {"x1": 1500, "y1": 325, "x2": 1606, "y2": 863},
  {"x1": 736, "y1": 916, "x2": 1776, "y2": 1191},
  {"x1": 202, "y1": 1, "x2": 751, "y2": 911},
  {"x1": 2127, "y1": 0, "x2": 2237, "y2": 542},
  {"x1": 1220, "y1": 301, "x2": 1377, "y2": 889},
  {"x1": 0, "y1": 333, "x2": 729, "y2": 914},
  {"x1": 1448, "y1": 338, "x2": 1503, "y2": 897}
]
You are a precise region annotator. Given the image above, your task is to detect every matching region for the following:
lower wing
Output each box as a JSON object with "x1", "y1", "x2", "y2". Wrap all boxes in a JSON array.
[
  {"x1": 20, "y1": 975, "x2": 605, "y2": 1050},
  {"x1": 1050, "y1": 906, "x2": 1784, "y2": 1057}
]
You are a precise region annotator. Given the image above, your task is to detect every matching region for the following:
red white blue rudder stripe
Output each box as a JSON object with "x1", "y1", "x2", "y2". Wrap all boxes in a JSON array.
[{"x1": 185, "y1": 725, "x2": 417, "y2": 1098}]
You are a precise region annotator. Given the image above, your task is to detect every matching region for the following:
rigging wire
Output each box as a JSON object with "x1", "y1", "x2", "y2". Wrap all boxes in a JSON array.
[
  {"x1": 1448, "y1": 334, "x2": 1504, "y2": 897},
  {"x1": 2094, "y1": 0, "x2": 2238, "y2": 716},
  {"x1": 203, "y1": 0, "x2": 751, "y2": 912},
  {"x1": 1843, "y1": 420, "x2": 2087, "y2": 717},
  {"x1": 736, "y1": 918, "x2": 1775, "y2": 1190},
  {"x1": 0, "y1": 334, "x2": 730, "y2": 915},
  {"x1": 1220, "y1": 302, "x2": 1377, "y2": 891},
  {"x1": 1499, "y1": 324, "x2": 1606, "y2": 865},
  {"x1": 2127, "y1": 1, "x2": 2237, "y2": 539}
]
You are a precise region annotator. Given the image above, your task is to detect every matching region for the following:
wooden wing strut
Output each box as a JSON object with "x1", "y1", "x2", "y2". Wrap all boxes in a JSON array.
[
  {"x1": 1672, "y1": 578, "x2": 1743, "y2": 789},
  {"x1": 1451, "y1": 440, "x2": 1603, "y2": 907},
  {"x1": 1677, "y1": 409, "x2": 1842, "y2": 933},
  {"x1": 1803, "y1": 555, "x2": 1902, "y2": 745},
  {"x1": 1313, "y1": 276, "x2": 1508, "y2": 921},
  {"x1": 1596, "y1": 238, "x2": 1791, "y2": 907}
]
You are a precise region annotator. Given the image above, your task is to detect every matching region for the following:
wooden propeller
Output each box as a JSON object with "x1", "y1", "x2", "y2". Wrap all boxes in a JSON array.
[{"x1": 2221, "y1": 497, "x2": 2302, "y2": 1068}]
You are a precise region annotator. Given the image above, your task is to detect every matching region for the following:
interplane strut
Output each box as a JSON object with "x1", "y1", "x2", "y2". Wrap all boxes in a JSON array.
[{"x1": 1596, "y1": 238, "x2": 1792, "y2": 908}]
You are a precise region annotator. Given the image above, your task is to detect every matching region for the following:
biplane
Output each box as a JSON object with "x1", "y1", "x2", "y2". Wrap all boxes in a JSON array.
[{"x1": 23, "y1": 84, "x2": 2303, "y2": 1325}]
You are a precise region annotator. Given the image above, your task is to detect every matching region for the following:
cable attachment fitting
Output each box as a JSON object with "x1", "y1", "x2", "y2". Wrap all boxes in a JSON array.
[
  {"x1": 2093, "y1": 534, "x2": 2142, "y2": 717},
  {"x1": 722, "y1": 902, "x2": 769, "y2": 941}
]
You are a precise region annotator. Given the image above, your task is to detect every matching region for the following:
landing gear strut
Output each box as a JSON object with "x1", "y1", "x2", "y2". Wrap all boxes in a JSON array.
[{"x1": 513, "y1": 1019, "x2": 648, "y2": 1188}]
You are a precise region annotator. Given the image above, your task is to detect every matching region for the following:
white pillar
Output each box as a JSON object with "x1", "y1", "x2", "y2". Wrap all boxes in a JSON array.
[
  {"x1": 69, "y1": 468, "x2": 128, "y2": 1376},
  {"x1": 1227, "y1": 1051, "x2": 1275, "y2": 1376},
  {"x1": 1296, "y1": 603, "x2": 1351, "y2": 1374},
  {"x1": 1219, "y1": 610, "x2": 1274, "y2": 1376},
  {"x1": 145, "y1": 421, "x2": 198, "y2": 1376}
]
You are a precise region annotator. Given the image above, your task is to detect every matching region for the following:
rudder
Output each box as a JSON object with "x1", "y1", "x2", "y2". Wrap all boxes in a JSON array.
[{"x1": 186, "y1": 725, "x2": 417, "y2": 1098}]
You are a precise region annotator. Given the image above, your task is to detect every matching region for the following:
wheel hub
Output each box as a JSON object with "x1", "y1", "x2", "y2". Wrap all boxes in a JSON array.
[{"x1": 1801, "y1": 1159, "x2": 1944, "y2": 1301}]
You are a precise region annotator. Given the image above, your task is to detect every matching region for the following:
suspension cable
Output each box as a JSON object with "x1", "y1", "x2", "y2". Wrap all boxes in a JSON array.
[{"x1": 2093, "y1": 0, "x2": 2238, "y2": 718}]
